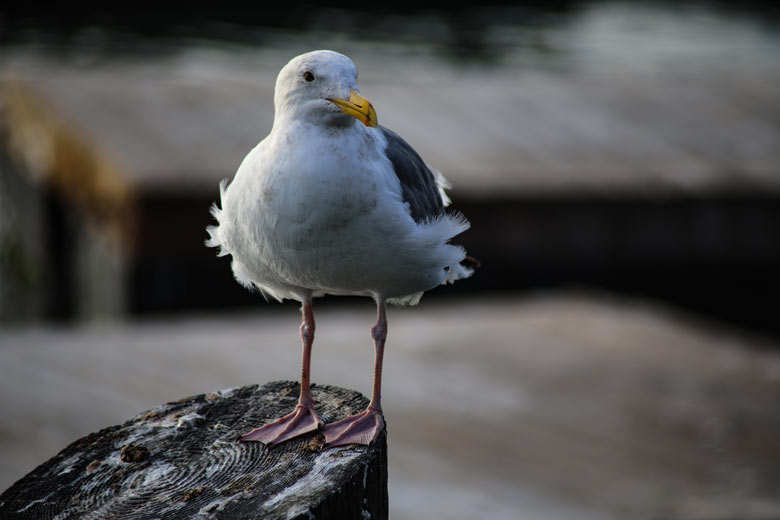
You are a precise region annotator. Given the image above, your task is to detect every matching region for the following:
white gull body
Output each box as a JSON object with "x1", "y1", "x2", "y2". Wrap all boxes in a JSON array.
[{"x1": 207, "y1": 50, "x2": 472, "y2": 446}]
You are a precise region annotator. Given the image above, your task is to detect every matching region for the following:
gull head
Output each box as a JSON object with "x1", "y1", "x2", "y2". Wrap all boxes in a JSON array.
[{"x1": 273, "y1": 50, "x2": 377, "y2": 128}]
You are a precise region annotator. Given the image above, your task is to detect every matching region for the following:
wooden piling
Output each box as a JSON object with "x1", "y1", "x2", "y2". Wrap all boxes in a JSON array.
[{"x1": 0, "y1": 381, "x2": 388, "y2": 519}]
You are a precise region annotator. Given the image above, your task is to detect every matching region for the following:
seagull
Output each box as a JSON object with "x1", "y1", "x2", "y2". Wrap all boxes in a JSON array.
[{"x1": 207, "y1": 50, "x2": 473, "y2": 447}]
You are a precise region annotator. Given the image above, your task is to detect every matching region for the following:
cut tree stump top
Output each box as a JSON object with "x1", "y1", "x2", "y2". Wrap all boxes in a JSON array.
[{"x1": 0, "y1": 381, "x2": 388, "y2": 520}]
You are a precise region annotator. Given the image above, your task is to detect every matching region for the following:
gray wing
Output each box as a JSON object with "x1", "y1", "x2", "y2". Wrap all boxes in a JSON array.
[{"x1": 380, "y1": 126, "x2": 445, "y2": 223}]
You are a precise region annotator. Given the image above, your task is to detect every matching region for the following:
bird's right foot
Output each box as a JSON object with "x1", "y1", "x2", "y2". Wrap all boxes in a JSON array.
[{"x1": 240, "y1": 404, "x2": 323, "y2": 446}]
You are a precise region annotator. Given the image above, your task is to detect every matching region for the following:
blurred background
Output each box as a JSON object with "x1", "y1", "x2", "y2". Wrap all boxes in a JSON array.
[{"x1": 1, "y1": 2, "x2": 779, "y2": 518}]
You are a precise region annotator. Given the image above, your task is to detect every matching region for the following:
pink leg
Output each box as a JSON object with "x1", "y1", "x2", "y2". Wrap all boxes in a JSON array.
[
  {"x1": 323, "y1": 299, "x2": 387, "y2": 447},
  {"x1": 241, "y1": 298, "x2": 323, "y2": 446}
]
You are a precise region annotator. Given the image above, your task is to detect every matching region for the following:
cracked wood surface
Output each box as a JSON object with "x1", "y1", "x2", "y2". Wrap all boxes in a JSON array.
[{"x1": 0, "y1": 381, "x2": 388, "y2": 520}]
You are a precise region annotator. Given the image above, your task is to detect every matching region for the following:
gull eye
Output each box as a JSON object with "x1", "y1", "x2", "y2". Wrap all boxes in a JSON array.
[{"x1": 303, "y1": 71, "x2": 315, "y2": 82}]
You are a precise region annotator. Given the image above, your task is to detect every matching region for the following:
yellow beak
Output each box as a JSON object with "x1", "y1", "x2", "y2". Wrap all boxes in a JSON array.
[{"x1": 328, "y1": 89, "x2": 378, "y2": 128}]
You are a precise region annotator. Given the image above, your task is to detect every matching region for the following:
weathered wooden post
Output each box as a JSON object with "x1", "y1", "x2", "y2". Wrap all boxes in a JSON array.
[{"x1": 0, "y1": 381, "x2": 388, "y2": 519}]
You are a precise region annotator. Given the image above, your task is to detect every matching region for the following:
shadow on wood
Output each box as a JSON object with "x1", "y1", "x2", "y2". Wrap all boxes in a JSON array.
[{"x1": 0, "y1": 381, "x2": 388, "y2": 519}]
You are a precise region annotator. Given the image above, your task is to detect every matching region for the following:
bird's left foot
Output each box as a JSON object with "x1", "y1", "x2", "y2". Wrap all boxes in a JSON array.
[{"x1": 323, "y1": 407, "x2": 385, "y2": 447}]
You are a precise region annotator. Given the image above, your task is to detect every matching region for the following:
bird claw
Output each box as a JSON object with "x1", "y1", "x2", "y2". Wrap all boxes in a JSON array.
[
  {"x1": 240, "y1": 404, "x2": 323, "y2": 446},
  {"x1": 323, "y1": 407, "x2": 385, "y2": 447}
]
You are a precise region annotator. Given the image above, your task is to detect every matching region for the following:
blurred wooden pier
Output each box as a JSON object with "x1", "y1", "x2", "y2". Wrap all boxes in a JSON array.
[{"x1": 2, "y1": 26, "x2": 779, "y2": 333}]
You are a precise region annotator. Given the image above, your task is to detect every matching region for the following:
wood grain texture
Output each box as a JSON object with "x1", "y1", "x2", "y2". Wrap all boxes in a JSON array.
[{"x1": 0, "y1": 381, "x2": 388, "y2": 520}]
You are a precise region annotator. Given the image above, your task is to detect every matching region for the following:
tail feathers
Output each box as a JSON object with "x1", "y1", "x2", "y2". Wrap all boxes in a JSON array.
[
  {"x1": 445, "y1": 263, "x2": 472, "y2": 284},
  {"x1": 463, "y1": 255, "x2": 481, "y2": 270},
  {"x1": 442, "y1": 248, "x2": 478, "y2": 285}
]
